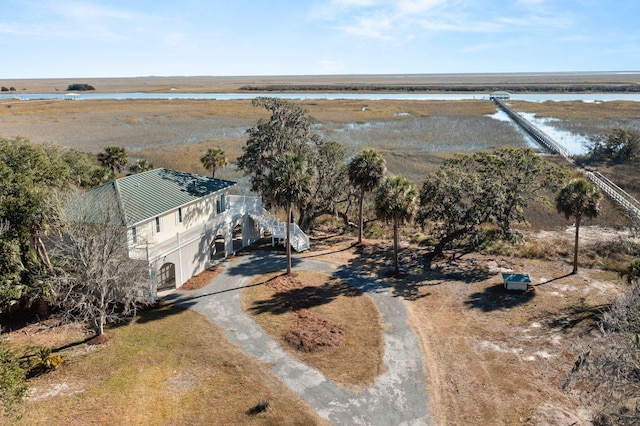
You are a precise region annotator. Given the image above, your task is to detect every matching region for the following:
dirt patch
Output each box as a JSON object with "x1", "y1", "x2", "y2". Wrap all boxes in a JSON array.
[
  {"x1": 242, "y1": 270, "x2": 384, "y2": 388},
  {"x1": 179, "y1": 267, "x2": 221, "y2": 290},
  {"x1": 86, "y1": 332, "x2": 112, "y2": 346},
  {"x1": 264, "y1": 274, "x2": 348, "y2": 352},
  {"x1": 283, "y1": 309, "x2": 346, "y2": 353},
  {"x1": 265, "y1": 273, "x2": 303, "y2": 293},
  {"x1": 3, "y1": 320, "x2": 90, "y2": 349}
]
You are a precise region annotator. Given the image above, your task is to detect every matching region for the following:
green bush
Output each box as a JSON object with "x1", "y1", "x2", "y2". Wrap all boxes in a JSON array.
[
  {"x1": 20, "y1": 346, "x2": 64, "y2": 378},
  {"x1": 66, "y1": 83, "x2": 95, "y2": 91},
  {"x1": 0, "y1": 343, "x2": 27, "y2": 417}
]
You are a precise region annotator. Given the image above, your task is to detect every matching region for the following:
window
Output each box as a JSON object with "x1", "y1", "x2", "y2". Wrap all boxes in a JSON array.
[
  {"x1": 154, "y1": 216, "x2": 161, "y2": 234},
  {"x1": 177, "y1": 207, "x2": 183, "y2": 223},
  {"x1": 131, "y1": 226, "x2": 138, "y2": 244},
  {"x1": 216, "y1": 194, "x2": 227, "y2": 214}
]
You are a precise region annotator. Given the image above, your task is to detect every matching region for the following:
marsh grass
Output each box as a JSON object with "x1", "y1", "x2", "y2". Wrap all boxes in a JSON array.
[
  {"x1": 508, "y1": 100, "x2": 640, "y2": 145},
  {"x1": 5, "y1": 95, "x2": 640, "y2": 204},
  {"x1": 13, "y1": 305, "x2": 323, "y2": 425}
]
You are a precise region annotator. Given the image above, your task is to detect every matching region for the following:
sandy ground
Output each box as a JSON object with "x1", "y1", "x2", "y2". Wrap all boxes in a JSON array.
[
  {"x1": 5, "y1": 226, "x2": 631, "y2": 425},
  {"x1": 303, "y1": 227, "x2": 629, "y2": 425}
]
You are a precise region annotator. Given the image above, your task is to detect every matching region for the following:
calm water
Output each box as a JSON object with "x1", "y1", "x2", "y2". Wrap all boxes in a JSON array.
[{"x1": 3, "y1": 92, "x2": 640, "y2": 102}]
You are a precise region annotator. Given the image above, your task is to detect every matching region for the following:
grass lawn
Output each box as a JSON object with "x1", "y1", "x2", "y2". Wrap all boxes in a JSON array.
[{"x1": 9, "y1": 303, "x2": 324, "y2": 426}]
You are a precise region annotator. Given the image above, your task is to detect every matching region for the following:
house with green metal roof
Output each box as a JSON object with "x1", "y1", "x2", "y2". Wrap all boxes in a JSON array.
[{"x1": 84, "y1": 168, "x2": 309, "y2": 298}]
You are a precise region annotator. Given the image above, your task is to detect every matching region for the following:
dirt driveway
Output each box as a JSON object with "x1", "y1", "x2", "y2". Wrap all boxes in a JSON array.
[{"x1": 164, "y1": 251, "x2": 432, "y2": 425}]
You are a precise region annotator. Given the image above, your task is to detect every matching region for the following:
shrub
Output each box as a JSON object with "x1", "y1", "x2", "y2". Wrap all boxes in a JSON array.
[
  {"x1": 66, "y1": 83, "x2": 95, "y2": 91},
  {"x1": 585, "y1": 128, "x2": 640, "y2": 164},
  {"x1": 20, "y1": 346, "x2": 64, "y2": 378},
  {"x1": 0, "y1": 343, "x2": 27, "y2": 417}
]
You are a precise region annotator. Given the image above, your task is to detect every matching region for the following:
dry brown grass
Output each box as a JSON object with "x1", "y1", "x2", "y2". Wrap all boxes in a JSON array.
[
  {"x1": 306, "y1": 232, "x2": 627, "y2": 425},
  {"x1": 4, "y1": 95, "x2": 638, "y2": 192},
  {"x1": 8, "y1": 305, "x2": 325, "y2": 426},
  {"x1": 241, "y1": 270, "x2": 384, "y2": 389},
  {"x1": 8, "y1": 73, "x2": 639, "y2": 94},
  {"x1": 507, "y1": 100, "x2": 640, "y2": 155}
]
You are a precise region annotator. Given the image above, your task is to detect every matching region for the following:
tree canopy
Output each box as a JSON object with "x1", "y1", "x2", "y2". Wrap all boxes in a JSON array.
[
  {"x1": 418, "y1": 148, "x2": 570, "y2": 256},
  {"x1": 0, "y1": 138, "x2": 73, "y2": 312},
  {"x1": 52, "y1": 196, "x2": 149, "y2": 336},
  {"x1": 238, "y1": 97, "x2": 347, "y2": 230},
  {"x1": 264, "y1": 153, "x2": 313, "y2": 274},
  {"x1": 0, "y1": 137, "x2": 107, "y2": 315},
  {"x1": 444, "y1": 147, "x2": 570, "y2": 237},
  {"x1": 200, "y1": 147, "x2": 228, "y2": 178},
  {"x1": 129, "y1": 159, "x2": 154, "y2": 174},
  {"x1": 585, "y1": 128, "x2": 640, "y2": 164},
  {"x1": 97, "y1": 146, "x2": 128, "y2": 176},
  {"x1": 66, "y1": 83, "x2": 95, "y2": 91}
]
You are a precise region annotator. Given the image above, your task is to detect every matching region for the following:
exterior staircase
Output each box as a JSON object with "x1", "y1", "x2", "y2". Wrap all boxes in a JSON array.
[{"x1": 249, "y1": 208, "x2": 310, "y2": 252}]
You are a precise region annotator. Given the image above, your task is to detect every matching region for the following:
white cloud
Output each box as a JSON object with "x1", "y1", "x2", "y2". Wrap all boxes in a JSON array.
[
  {"x1": 0, "y1": 1, "x2": 164, "y2": 42},
  {"x1": 342, "y1": 12, "x2": 395, "y2": 39},
  {"x1": 49, "y1": 0, "x2": 139, "y2": 21},
  {"x1": 396, "y1": 0, "x2": 446, "y2": 15},
  {"x1": 317, "y1": 59, "x2": 348, "y2": 73}
]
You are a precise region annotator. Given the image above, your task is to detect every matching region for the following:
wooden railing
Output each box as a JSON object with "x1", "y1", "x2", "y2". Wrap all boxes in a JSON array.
[
  {"x1": 492, "y1": 99, "x2": 640, "y2": 224},
  {"x1": 585, "y1": 171, "x2": 640, "y2": 222},
  {"x1": 493, "y1": 98, "x2": 571, "y2": 159}
]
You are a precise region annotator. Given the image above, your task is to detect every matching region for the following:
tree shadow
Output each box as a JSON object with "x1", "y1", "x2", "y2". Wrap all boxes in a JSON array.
[
  {"x1": 51, "y1": 334, "x2": 98, "y2": 354},
  {"x1": 464, "y1": 283, "x2": 536, "y2": 312},
  {"x1": 423, "y1": 256, "x2": 494, "y2": 284},
  {"x1": 248, "y1": 276, "x2": 361, "y2": 316},
  {"x1": 47, "y1": 300, "x2": 194, "y2": 353},
  {"x1": 534, "y1": 273, "x2": 574, "y2": 287},
  {"x1": 302, "y1": 241, "x2": 357, "y2": 259},
  {"x1": 343, "y1": 242, "x2": 497, "y2": 301},
  {"x1": 224, "y1": 250, "x2": 303, "y2": 278},
  {"x1": 132, "y1": 298, "x2": 195, "y2": 324},
  {"x1": 342, "y1": 243, "x2": 434, "y2": 301},
  {"x1": 547, "y1": 300, "x2": 609, "y2": 331}
]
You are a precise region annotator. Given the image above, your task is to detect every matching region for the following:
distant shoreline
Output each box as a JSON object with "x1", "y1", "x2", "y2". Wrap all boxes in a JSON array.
[
  {"x1": 2, "y1": 72, "x2": 639, "y2": 94},
  {"x1": 239, "y1": 83, "x2": 640, "y2": 93}
]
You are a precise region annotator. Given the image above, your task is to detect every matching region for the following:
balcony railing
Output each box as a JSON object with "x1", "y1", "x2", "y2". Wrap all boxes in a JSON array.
[
  {"x1": 129, "y1": 195, "x2": 264, "y2": 262},
  {"x1": 128, "y1": 194, "x2": 309, "y2": 262}
]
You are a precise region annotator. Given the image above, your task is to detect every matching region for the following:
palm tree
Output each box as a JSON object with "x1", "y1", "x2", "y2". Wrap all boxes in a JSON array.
[
  {"x1": 200, "y1": 147, "x2": 229, "y2": 178},
  {"x1": 375, "y1": 176, "x2": 417, "y2": 276},
  {"x1": 97, "y1": 146, "x2": 128, "y2": 176},
  {"x1": 129, "y1": 159, "x2": 154, "y2": 174},
  {"x1": 265, "y1": 153, "x2": 312, "y2": 274},
  {"x1": 348, "y1": 149, "x2": 386, "y2": 245},
  {"x1": 556, "y1": 178, "x2": 601, "y2": 274}
]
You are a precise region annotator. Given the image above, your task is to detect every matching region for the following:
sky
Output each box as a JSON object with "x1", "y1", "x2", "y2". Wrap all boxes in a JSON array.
[{"x1": 1, "y1": 0, "x2": 639, "y2": 78}]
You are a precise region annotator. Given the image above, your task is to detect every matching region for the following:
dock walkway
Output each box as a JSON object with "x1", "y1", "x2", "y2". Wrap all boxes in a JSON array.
[{"x1": 492, "y1": 98, "x2": 640, "y2": 223}]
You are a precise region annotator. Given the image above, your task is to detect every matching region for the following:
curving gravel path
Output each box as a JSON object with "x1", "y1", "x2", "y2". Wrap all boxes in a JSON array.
[{"x1": 163, "y1": 251, "x2": 431, "y2": 425}]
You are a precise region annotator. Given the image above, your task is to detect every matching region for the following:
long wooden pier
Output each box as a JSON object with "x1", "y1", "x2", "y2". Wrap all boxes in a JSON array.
[
  {"x1": 492, "y1": 97, "x2": 640, "y2": 223},
  {"x1": 585, "y1": 171, "x2": 640, "y2": 222},
  {"x1": 493, "y1": 98, "x2": 571, "y2": 159}
]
